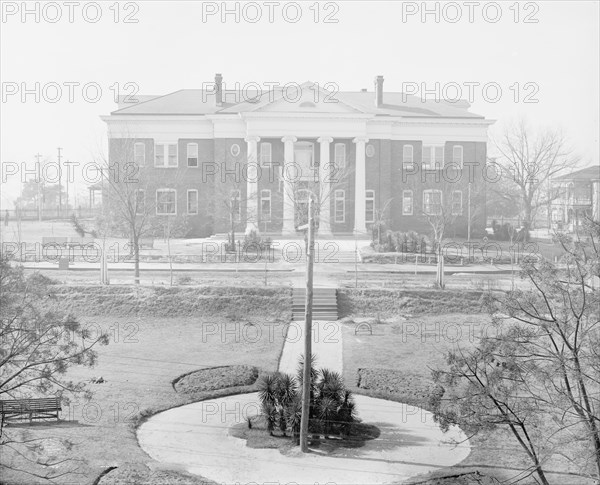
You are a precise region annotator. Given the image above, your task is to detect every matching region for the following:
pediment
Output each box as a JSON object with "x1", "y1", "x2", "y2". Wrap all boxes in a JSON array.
[{"x1": 252, "y1": 82, "x2": 365, "y2": 114}]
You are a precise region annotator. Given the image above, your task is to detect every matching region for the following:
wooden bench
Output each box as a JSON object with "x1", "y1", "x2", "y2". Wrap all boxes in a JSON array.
[{"x1": 0, "y1": 397, "x2": 62, "y2": 423}]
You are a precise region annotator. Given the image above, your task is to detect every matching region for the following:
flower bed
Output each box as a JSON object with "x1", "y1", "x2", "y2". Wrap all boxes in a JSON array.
[
  {"x1": 173, "y1": 365, "x2": 259, "y2": 394},
  {"x1": 356, "y1": 368, "x2": 444, "y2": 409}
]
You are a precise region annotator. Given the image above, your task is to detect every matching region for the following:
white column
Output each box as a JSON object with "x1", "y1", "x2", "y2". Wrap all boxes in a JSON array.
[
  {"x1": 245, "y1": 136, "x2": 260, "y2": 234},
  {"x1": 282, "y1": 136, "x2": 297, "y2": 234},
  {"x1": 353, "y1": 137, "x2": 368, "y2": 235},
  {"x1": 318, "y1": 136, "x2": 333, "y2": 236}
]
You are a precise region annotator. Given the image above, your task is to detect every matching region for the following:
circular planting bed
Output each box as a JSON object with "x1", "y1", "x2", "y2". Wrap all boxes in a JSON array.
[
  {"x1": 138, "y1": 392, "x2": 470, "y2": 485},
  {"x1": 172, "y1": 365, "x2": 259, "y2": 394}
]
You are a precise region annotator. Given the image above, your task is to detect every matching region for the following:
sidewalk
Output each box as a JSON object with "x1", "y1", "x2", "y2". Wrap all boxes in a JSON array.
[
  {"x1": 19, "y1": 259, "x2": 517, "y2": 275},
  {"x1": 278, "y1": 320, "x2": 343, "y2": 375}
]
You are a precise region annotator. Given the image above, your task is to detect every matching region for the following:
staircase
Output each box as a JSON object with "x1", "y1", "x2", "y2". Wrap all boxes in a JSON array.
[{"x1": 292, "y1": 287, "x2": 338, "y2": 321}]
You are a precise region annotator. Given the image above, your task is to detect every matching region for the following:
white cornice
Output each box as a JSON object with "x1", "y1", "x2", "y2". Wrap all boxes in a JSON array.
[{"x1": 240, "y1": 112, "x2": 373, "y2": 120}]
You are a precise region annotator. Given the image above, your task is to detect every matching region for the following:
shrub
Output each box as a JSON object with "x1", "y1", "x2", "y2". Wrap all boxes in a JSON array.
[
  {"x1": 26, "y1": 272, "x2": 59, "y2": 286},
  {"x1": 243, "y1": 230, "x2": 272, "y2": 251},
  {"x1": 176, "y1": 275, "x2": 194, "y2": 285},
  {"x1": 257, "y1": 356, "x2": 358, "y2": 442}
]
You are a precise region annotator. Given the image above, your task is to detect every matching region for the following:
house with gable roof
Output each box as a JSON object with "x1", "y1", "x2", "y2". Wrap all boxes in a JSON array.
[{"x1": 101, "y1": 74, "x2": 494, "y2": 238}]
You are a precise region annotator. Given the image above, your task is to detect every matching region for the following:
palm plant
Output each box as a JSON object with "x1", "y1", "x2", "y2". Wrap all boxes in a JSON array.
[
  {"x1": 319, "y1": 369, "x2": 344, "y2": 402},
  {"x1": 263, "y1": 402, "x2": 278, "y2": 436},
  {"x1": 337, "y1": 389, "x2": 357, "y2": 436},
  {"x1": 258, "y1": 373, "x2": 278, "y2": 409},
  {"x1": 275, "y1": 373, "x2": 297, "y2": 436},
  {"x1": 257, "y1": 356, "x2": 359, "y2": 442},
  {"x1": 284, "y1": 395, "x2": 303, "y2": 444},
  {"x1": 318, "y1": 396, "x2": 338, "y2": 436},
  {"x1": 258, "y1": 373, "x2": 278, "y2": 435}
]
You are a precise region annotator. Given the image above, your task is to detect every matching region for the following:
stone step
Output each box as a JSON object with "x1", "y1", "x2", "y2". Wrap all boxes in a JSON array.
[{"x1": 292, "y1": 286, "x2": 338, "y2": 321}]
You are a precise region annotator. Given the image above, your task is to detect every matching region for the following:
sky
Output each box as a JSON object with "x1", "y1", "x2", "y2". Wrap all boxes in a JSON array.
[{"x1": 1, "y1": 0, "x2": 599, "y2": 208}]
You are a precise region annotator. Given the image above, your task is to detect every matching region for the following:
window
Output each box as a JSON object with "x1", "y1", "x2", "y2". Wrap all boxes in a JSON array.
[
  {"x1": 134, "y1": 143, "x2": 145, "y2": 166},
  {"x1": 232, "y1": 190, "x2": 241, "y2": 222},
  {"x1": 423, "y1": 190, "x2": 442, "y2": 215},
  {"x1": 334, "y1": 190, "x2": 345, "y2": 223},
  {"x1": 451, "y1": 190, "x2": 463, "y2": 215},
  {"x1": 135, "y1": 189, "x2": 145, "y2": 214},
  {"x1": 155, "y1": 143, "x2": 178, "y2": 167},
  {"x1": 365, "y1": 190, "x2": 375, "y2": 223},
  {"x1": 260, "y1": 189, "x2": 271, "y2": 222},
  {"x1": 402, "y1": 145, "x2": 414, "y2": 170},
  {"x1": 334, "y1": 143, "x2": 346, "y2": 170},
  {"x1": 423, "y1": 146, "x2": 444, "y2": 170},
  {"x1": 366, "y1": 144, "x2": 375, "y2": 158},
  {"x1": 295, "y1": 142, "x2": 315, "y2": 168},
  {"x1": 187, "y1": 143, "x2": 198, "y2": 167},
  {"x1": 402, "y1": 190, "x2": 413, "y2": 215},
  {"x1": 452, "y1": 145, "x2": 463, "y2": 167},
  {"x1": 260, "y1": 142, "x2": 272, "y2": 166},
  {"x1": 156, "y1": 189, "x2": 177, "y2": 215},
  {"x1": 187, "y1": 189, "x2": 198, "y2": 214}
]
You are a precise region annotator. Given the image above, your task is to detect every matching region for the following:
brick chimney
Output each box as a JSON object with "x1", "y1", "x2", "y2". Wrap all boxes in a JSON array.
[
  {"x1": 374, "y1": 75, "x2": 384, "y2": 108},
  {"x1": 215, "y1": 73, "x2": 223, "y2": 106}
]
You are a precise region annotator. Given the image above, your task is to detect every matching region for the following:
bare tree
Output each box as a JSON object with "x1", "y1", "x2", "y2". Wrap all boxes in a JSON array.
[
  {"x1": 493, "y1": 119, "x2": 580, "y2": 240},
  {"x1": 93, "y1": 139, "x2": 188, "y2": 284},
  {"x1": 0, "y1": 257, "x2": 108, "y2": 481},
  {"x1": 210, "y1": 166, "x2": 258, "y2": 252},
  {"x1": 420, "y1": 175, "x2": 467, "y2": 289},
  {"x1": 432, "y1": 216, "x2": 600, "y2": 483}
]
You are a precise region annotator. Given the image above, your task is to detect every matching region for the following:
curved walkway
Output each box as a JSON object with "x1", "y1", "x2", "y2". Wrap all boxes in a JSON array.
[
  {"x1": 138, "y1": 392, "x2": 470, "y2": 484},
  {"x1": 138, "y1": 319, "x2": 471, "y2": 484}
]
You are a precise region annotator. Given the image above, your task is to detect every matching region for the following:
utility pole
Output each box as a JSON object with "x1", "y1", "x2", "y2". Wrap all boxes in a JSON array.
[
  {"x1": 65, "y1": 159, "x2": 70, "y2": 213},
  {"x1": 57, "y1": 147, "x2": 63, "y2": 217},
  {"x1": 35, "y1": 153, "x2": 43, "y2": 222},
  {"x1": 300, "y1": 196, "x2": 315, "y2": 453},
  {"x1": 467, "y1": 183, "x2": 472, "y2": 241}
]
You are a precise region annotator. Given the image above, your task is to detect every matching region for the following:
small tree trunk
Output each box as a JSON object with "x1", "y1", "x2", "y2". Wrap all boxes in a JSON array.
[
  {"x1": 167, "y1": 233, "x2": 173, "y2": 286},
  {"x1": 133, "y1": 234, "x2": 140, "y2": 285}
]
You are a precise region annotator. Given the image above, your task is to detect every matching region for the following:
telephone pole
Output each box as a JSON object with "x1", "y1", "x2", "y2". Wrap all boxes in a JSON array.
[
  {"x1": 65, "y1": 159, "x2": 70, "y2": 213},
  {"x1": 467, "y1": 183, "x2": 472, "y2": 241},
  {"x1": 35, "y1": 153, "x2": 43, "y2": 222},
  {"x1": 57, "y1": 147, "x2": 63, "y2": 217},
  {"x1": 300, "y1": 196, "x2": 315, "y2": 453}
]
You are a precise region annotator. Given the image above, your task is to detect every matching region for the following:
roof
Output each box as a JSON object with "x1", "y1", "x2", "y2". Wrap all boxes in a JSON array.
[
  {"x1": 110, "y1": 83, "x2": 485, "y2": 119},
  {"x1": 555, "y1": 165, "x2": 600, "y2": 181}
]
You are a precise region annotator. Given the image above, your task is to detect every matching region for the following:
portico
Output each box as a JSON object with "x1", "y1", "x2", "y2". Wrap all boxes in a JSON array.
[{"x1": 103, "y1": 74, "x2": 492, "y2": 239}]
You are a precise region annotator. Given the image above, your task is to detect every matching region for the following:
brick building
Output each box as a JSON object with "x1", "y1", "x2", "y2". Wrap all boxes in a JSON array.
[
  {"x1": 551, "y1": 165, "x2": 600, "y2": 232},
  {"x1": 101, "y1": 74, "x2": 493, "y2": 238}
]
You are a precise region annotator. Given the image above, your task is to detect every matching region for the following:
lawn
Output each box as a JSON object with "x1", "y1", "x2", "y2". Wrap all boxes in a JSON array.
[
  {"x1": 341, "y1": 313, "x2": 595, "y2": 485},
  {"x1": 2, "y1": 315, "x2": 288, "y2": 485}
]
